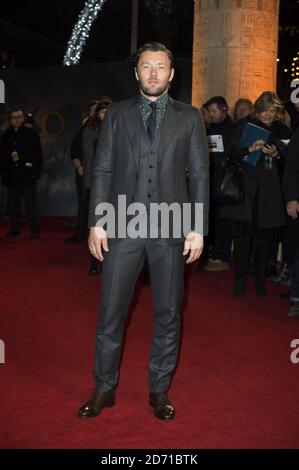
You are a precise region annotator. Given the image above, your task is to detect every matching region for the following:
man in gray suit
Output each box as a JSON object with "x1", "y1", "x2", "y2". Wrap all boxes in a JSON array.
[{"x1": 79, "y1": 42, "x2": 209, "y2": 421}]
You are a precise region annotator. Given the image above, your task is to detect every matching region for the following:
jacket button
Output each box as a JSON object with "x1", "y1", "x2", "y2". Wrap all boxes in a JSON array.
[
  {"x1": 148, "y1": 179, "x2": 151, "y2": 183},
  {"x1": 148, "y1": 194, "x2": 151, "y2": 198}
]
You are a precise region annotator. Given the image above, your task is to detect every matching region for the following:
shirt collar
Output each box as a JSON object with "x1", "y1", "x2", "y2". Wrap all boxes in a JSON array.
[{"x1": 139, "y1": 92, "x2": 168, "y2": 109}]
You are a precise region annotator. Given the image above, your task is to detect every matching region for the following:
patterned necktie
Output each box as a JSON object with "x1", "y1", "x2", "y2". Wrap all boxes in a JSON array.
[{"x1": 147, "y1": 101, "x2": 157, "y2": 144}]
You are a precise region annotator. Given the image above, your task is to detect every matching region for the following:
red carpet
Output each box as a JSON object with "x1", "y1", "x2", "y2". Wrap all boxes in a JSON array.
[{"x1": 0, "y1": 217, "x2": 299, "y2": 449}]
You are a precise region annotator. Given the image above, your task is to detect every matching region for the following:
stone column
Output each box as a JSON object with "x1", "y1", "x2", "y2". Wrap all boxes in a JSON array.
[{"x1": 192, "y1": 0, "x2": 280, "y2": 109}]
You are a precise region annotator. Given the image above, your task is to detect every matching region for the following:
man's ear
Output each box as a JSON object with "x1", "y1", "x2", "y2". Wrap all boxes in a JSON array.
[
  {"x1": 170, "y1": 68, "x2": 175, "y2": 82},
  {"x1": 134, "y1": 67, "x2": 140, "y2": 82}
]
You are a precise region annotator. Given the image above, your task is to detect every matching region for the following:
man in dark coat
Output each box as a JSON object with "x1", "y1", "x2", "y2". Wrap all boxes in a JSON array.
[
  {"x1": 204, "y1": 96, "x2": 239, "y2": 271},
  {"x1": 283, "y1": 126, "x2": 299, "y2": 317},
  {"x1": 0, "y1": 109, "x2": 42, "y2": 238},
  {"x1": 78, "y1": 42, "x2": 209, "y2": 421}
]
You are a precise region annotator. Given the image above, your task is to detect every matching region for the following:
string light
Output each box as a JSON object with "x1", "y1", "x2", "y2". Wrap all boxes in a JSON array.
[
  {"x1": 291, "y1": 50, "x2": 299, "y2": 79},
  {"x1": 63, "y1": 0, "x2": 108, "y2": 66},
  {"x1": 63, "y1": 0, "x2": 173, "y2": 66}
]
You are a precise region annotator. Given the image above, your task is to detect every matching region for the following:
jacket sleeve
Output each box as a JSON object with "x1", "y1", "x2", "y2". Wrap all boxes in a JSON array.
[
  {"x1": 188, "y1": 109, "x2": 210, "y2": 236},
  {"x1": 70, "y1": 126, "x2": 84, "y2": 161},
  {"x1": 0, "y1": 133, "x2": 11, "y2": 175},
  {"x1": 88, "y1": 107, "x2": 114, "y2": 227},
  {"x1": 230, "y1": 121, "x2": 250, "y2": 162},
  {"x1": 283, "y1": 127, "x2": 299, "y2": 202}
]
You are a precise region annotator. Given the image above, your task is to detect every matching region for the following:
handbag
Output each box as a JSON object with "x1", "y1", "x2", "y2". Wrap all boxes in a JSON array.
[{"x1": 213, "y1": 157, "x2": 245, "y2": 205}]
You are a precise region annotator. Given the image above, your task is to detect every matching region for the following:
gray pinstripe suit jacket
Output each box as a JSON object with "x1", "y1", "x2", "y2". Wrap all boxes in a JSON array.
[{"x1": 88, "y1": 94, "x2": 209, "y2": 241}]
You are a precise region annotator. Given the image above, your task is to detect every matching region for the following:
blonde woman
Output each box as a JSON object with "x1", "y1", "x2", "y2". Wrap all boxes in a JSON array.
[{"x1": 222, "y1": 92, "x2": 292, "y2": 298}]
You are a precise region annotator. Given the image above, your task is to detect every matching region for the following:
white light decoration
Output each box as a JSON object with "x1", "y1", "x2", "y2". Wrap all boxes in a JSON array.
[
  {"x1": 63, "y1": 0, "x2": 172, "y2": 66},
  {"x1": 63, "y1": 0, "x2": 108, "y2": 66},
  {"x1": 291, "y1": 51, "x2": 299, "y2": 79}
]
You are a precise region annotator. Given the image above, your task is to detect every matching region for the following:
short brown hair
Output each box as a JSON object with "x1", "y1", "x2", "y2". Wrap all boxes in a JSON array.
[
  {"x1": 205, "y1": 96, "x2": 228, "y2": 114},
  {"x1": 9, "y1": 108, "x2": 24, "y2": 119},
  {"x1": 135, "y1": 42, "x2": 174, "y2": 68}
]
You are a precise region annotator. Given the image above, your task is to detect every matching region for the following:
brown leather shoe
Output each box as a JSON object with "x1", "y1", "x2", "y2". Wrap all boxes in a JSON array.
[
  {"x1": 204, "y1": 259, "x2": 230, "y2": 271},
  {"x1": 78, "y1": 390, "x2": 115, "y2": 418},
  {"x1": 149, "y1": 392, "x2": 175, "y2": 421}
]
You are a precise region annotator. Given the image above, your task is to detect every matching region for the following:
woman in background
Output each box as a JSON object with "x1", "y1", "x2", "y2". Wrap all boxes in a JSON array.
[{"x1": 222, "y1": 91, "x2": 292, "y2": 298}]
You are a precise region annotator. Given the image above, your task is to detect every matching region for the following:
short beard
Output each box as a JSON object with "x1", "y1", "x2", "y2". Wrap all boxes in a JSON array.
[{"x1": 139, "y1": 82, "x2": 169, "y2": 98}]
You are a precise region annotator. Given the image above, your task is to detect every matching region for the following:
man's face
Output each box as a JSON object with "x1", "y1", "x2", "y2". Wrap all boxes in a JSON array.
[
  {"x1": 135, "y1": 50, "x2": 174, "y2": 99},
  {"x1": 207, "y1": 103, "x2": 226, "y2": 124},
  {"x1": 10, "y1": 111, "x2": 24, "y2": 129},
  {"x1": 236, "y1": 103, "x2": 252, "y2": 121},
  {"x1": 201, "y1": 106, "x2": 211, "y2": 125}
]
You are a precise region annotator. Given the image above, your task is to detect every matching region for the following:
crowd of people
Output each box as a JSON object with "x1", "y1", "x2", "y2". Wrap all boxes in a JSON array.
[
  {"x1": 0, "y1": 89, "x2": 298, "y2": 316},
  {"x1": 201, "y1": 91, "x2": 299, "y2": 314}
]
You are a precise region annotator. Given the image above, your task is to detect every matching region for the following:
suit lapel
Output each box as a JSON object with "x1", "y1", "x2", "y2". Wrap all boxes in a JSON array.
[
  {"x1": 122, "y1": 95, "x2": 142, "y2": 171},
  {"x1": 157, "y1": 97, "x2": 183, "y2": 165},
  {"x1": 122, "y1": 95, "x2": 183, "y2": 170}
]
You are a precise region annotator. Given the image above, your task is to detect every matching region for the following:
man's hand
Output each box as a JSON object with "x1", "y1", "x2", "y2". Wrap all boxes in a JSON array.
[
  {"x1": 287, "y1": 201, "x2": 299, "y2": 220},
  {"x1": 88, "y1": 226, "x2": 109, "y2": 261},
  {"x1": 183, "y1": 232, "x2": 204, "y2": 264},
  {"x1": 77, "y1": 165, "x2": 83, "y2": 177}
]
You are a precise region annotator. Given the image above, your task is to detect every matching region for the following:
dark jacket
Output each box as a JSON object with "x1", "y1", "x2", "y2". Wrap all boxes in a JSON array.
[
  {"x1": 88, "y1": 95, "x2": 209, "y2": 240},
  {"x1": 283, "y1": 126, "x2": 299, "y2": 203},
  {"x1": 221, "y1": 118, "x2": 292, "y2": 229},
  {"x1": 70, "y1": 122, "x2": 87, "y2": 163},
  {"x1": 207, "y1": 116, "x2": 241, "y2": 204},
  {"x1": 0, "y1": 124, "x2": 43, "y2": 186},
  {"x1": 207, "y1": 116, "x2": 239, "y2": 172},
  {"x1": 81, "y1": 124, "x2": 99, "y2": 190}
]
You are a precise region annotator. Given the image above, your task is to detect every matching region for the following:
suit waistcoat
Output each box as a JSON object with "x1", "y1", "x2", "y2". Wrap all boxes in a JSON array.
[{"x1": 133, "y1": 115, "x2": 161, "y2": 208}]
